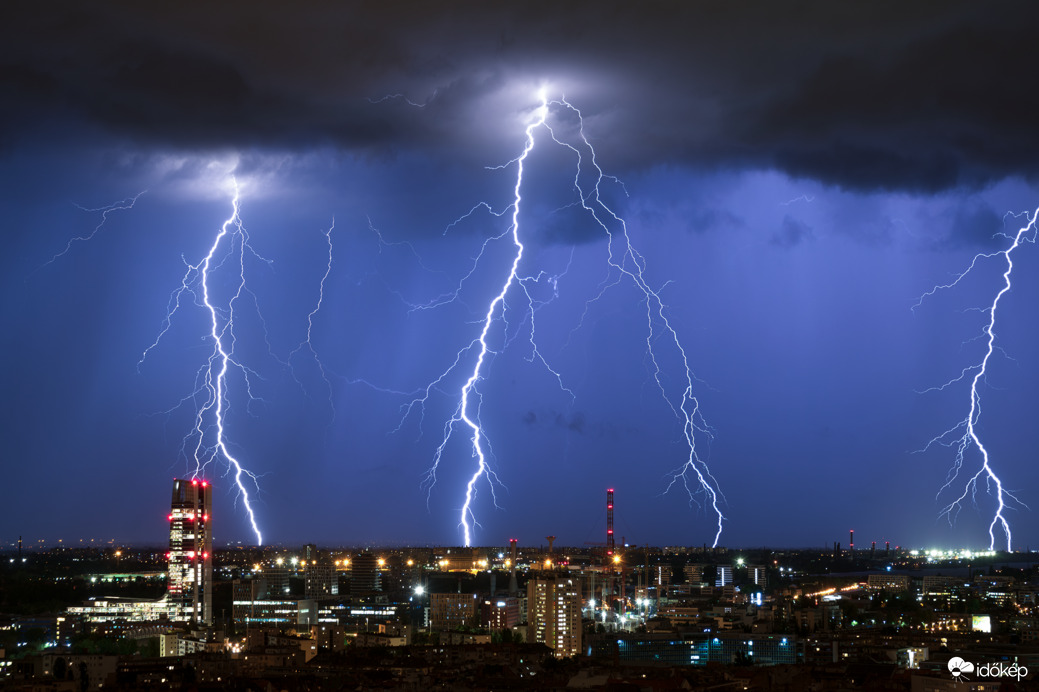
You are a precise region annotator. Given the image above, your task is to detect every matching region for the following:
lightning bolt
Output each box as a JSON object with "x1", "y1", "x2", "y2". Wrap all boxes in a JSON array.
[
  {"x1": 396, "y1": 90, "x2": 723, "y2": 546},
  {"x1": 366, "y1": 90, "x2": 437, "y2": 108},
  {"x1": 41, "y1": 192, "x2": 146, "y2": 268},
  {"x1": 287, "y1": 220, "x2": 336, "y2": 415},
  {"x1": 917, "y1": 208, "x2": 1038, "y2": 550},
  {"x1": 140, "y1": 181, "x2": 264, "y2": 545},
  {"x1": 544, "y1": 96, "x2": 724, "y2": 547}
]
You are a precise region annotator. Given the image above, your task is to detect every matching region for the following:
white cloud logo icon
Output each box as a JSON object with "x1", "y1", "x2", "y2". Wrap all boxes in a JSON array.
[{"x1": 948, "y1": 657, "x2": 975, "y2": 678}]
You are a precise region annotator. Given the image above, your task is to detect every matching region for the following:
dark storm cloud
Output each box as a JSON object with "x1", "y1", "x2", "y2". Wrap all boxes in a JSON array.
[{"x1": 2, "y1": 1, "x2": 1038, "y2": 190}]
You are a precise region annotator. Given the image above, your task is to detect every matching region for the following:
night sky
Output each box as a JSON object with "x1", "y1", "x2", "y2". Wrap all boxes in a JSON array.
[{"x1": 3, "y1": 1, "x2": 1039, "y2": 551}]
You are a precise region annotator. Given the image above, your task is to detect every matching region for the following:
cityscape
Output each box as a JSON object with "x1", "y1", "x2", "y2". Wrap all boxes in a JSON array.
[
  {"x1": 4, "y1": 1, "x2": 1039, "y2": 689},
  {"x1": 1, "y1": 479, "x2": 1038, "y2": 689}
]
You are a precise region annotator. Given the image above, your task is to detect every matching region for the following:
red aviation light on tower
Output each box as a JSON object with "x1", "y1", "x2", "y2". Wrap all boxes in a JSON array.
[{"x1": 191, "y1": 479, "x2": 198, "y2": 486}]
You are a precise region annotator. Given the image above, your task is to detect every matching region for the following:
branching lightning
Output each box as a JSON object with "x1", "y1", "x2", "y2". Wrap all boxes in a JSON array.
[
  {"x1": 917, "y1": 208, "x2": 1038, "y2": 550},
  {"x1": 396, "y1": 90, "x2": 724, "y2": 546},
  {"x1": 287, "y1": 220, "x2": 336, "y2": 414},
  {"x1": 42, "y1": 192, "x2": 146, "y2": 267},
  {"x1": 544, "y1": 96, "x2": 724, "y2": 547},
  {"x1": 140, "y1": 182, "x2": 264, "y2": 545}
]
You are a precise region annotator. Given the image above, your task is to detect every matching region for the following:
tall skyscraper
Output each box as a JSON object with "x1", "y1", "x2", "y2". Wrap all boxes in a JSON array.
[
  {"x1": 527, "y1": 577, "x2": 582, "y2": 658},
  {"x1": 167, "y1": 478, "x2": 213, "y2": 625}
]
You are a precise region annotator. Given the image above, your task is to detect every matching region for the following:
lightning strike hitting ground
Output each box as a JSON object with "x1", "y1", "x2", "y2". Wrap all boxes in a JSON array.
[
  {"x1": 545, "y1": 96, "x2": 724, "y2": 546},
  {"x1": 140, "y1": 183, "x2": 264, "y2": 545},
  {"x1": 397, "y1": 91, "x2": 724, "y2": 546},
  {"x1": 917, "y1": 208, "x2": 1038, "y2": 550}
]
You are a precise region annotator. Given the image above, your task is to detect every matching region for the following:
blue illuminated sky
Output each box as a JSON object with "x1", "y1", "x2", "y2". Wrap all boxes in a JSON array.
[{"x1": 2, "y1": 1, "x2": 1039, "y2": 550}]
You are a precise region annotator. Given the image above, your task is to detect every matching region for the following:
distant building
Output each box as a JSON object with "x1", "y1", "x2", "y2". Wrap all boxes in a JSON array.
[
  {"x1": 351, "y1": 552, "x2": 381, "y2": 594},
  {"x1": 167, "y1": 478, "x2": 212, "y2": 625},
  {"x1": 593, "y1": 632, "x2": 801, "y2": 666},
  {"x1": 527, "y1": 577, "x2": 581, "y2": 658},
  {"x1": 922, "y1": 576, "x2": 961, "y2": 596},
  {"x1": 232, "y1": 576, "x2": 319, "y2": 628},
  {"x1": 481, "y1": 597, "x2": 520, "y2": 631},
  {"x1": 651, "y1": 565, "x2": 672, "y2": 588},
  {"x1": 263, "y1": 565, "x2": 291, "y2": 597},
  {"x1": 716, "y1": 565, "x2": 733, "y2": 588},
  {"x1": 230, "y1": 595, "x2": 317, "y2": 628},
  {"x1": 66, "y1": 598, "x2": 169, "y2": 623},
  {"x1": 748, "y1": 565, "x2": 767, "y2": 588},
  {"x1": 233, "y1": 579, "x2": 267, "y2": 626},
  {"x1": 683, "y1": 564, "x2": 705, "y2": 584},
  {"x1": 305, "y1": 561, "x2": 338, "y2": 599},
  {"x1": 430, "y1": 593, "x2": 478, "y2": 631},
  {"x1": 867, "y1": 574, "x2": 910, "y2": 592}
]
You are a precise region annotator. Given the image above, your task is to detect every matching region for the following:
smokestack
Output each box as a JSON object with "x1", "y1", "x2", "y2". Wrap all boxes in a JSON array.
[
  {"x1": 885, "y1": 541, "x2": 890, "y2": 557},
  {"x1": 849, "y1": 529, "x2": 854, "y2": 553},
  {"x1": 508, "y1": 538, "x2": 518, "y2": 596},
  {"x1": 871, "y1": 541, "x2": 876, "y2": 559},
  {"x1": 606, "y1": 489, "x2": 615, "y2": 559}
]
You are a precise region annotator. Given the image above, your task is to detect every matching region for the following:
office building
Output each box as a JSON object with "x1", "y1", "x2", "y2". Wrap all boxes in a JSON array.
[
  {"x1": 167, "y1": 478, "x2": 213, "y2": 625},
  {"x1": 306, "y1": 561, "x2": 339, "y2": 599},
  {"x1": 351, "y1": 552, "x2": 381, "y2": 594}
]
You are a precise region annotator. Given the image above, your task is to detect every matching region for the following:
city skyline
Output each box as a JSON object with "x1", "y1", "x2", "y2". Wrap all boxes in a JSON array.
[{"x1": 3, "y1": 2, "x2": 1039, "y2": 550}]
